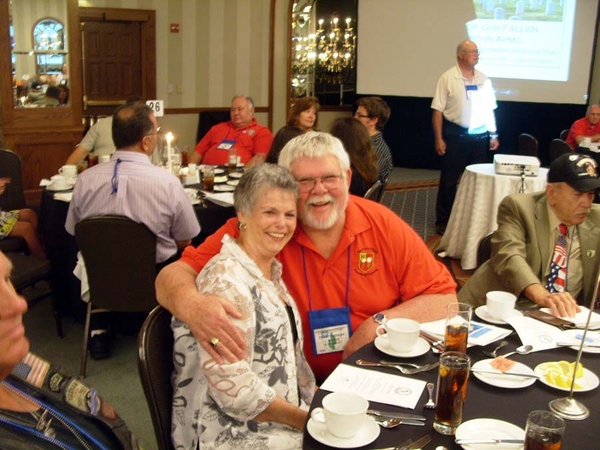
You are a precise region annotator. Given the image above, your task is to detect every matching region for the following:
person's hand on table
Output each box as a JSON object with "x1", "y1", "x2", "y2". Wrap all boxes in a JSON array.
[{"x1": 525, "y1": 283, "x2": 580, "y2": 317}]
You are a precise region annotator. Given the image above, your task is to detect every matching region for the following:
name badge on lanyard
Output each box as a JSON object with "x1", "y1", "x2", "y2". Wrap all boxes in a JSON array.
[
  {"x1": 308, "y1": 307, "x2": 352, "y2": 355},
  {"x1": 465, "y1": 84, "x2": 478, "y2": 100},
  {"x1": 217, "y1": 139, "x2": 235, "y2": 150}
]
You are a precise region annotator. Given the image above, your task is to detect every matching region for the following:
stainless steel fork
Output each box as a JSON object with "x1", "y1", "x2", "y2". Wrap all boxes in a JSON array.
[
  {"x1": 397, "y1": 434, "x2": 432, "y2": 450},
  {"x1": 356, "y1": 359, "x2": 439, "y2": 375}
]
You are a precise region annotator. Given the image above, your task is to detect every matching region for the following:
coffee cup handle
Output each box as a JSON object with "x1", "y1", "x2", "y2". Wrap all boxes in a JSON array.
[
  {"x1": 375, "y1": 324, "x2": 386, "y2": 337},
  {"x1": 310, "y1": 408, "x2": 326, "y2": 424},
  {"x1": 58, "y1": 168, "x2": 64, "y2": 175}
]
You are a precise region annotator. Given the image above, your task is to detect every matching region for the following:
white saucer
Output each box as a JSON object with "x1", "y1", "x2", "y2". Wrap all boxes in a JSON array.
[
  {"x1": 472, "y1": 359, "x2": 537, "y2": 389},
  {"x1": 213, "y1": 168, "x2": 225, "y2": 175},
  {"x1": 228, "y1": 171, "x2": 243, "y2": 178},
  {"x1": 306, "y1": 416, "x2": 380, "y2": 448},
  {"x1": 214, "y1": 175, "x2": 228, "y2": 183},
  {"x1": 46, "y1": 184, "x2": 73, "y2": 192},
  {"x1": 475, "y1": 306, "x2": 522, "y2": 325},
  {"x1": 374, "y1": 336, "x2": 429, "y2": 358},
  {"x1": 214, "y1": 184, "x2": 235, "y2": 192},
  {"x1": 226, "y1": 179, "x2": 239, "y2": 187},
  {"x1": 455, "y1": 418, "x2": 524, "y2": 450},
  {"x1": 534, "y1": 362, "x2": 599, "y2": 392},
  {"x1": 561, "y1": 329, "x2": 600, "y2": 353}
]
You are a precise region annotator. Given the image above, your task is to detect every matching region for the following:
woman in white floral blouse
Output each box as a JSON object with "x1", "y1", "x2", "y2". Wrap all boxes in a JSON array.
[{"x1": 171, "y1": 163, "x2": 316, "y2": 450}]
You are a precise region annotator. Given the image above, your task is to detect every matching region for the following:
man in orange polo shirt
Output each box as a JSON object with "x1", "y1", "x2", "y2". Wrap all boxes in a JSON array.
[
  {"x1": 189, "y1": 95, "x2": 273, "y2": 167},
  {"x1": 158, "y1": 132, "x2": 457, "y2": 383}
]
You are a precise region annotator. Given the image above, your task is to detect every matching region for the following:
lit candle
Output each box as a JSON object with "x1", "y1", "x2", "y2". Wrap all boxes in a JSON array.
[{"x1": 165, "y1": 132, "x2": 174, "y2": 173}]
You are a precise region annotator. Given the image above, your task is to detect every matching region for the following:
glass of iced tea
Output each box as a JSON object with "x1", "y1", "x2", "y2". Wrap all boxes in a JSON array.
[
  {"x1": 203, "y1": 167, "x2": 215, "y2": 192},
  {"x1": 228, "y1": 148, "x2": 238, "y2": 173},
  {"x1": 433, "y1": 351, "x2": 470, "y2": 435},
  {"x1": 524, "y1": 410, "x2": 565, "y2": 450},
  {"x1": 445, "y1": 303, "x2": 472, "y2": 353}
]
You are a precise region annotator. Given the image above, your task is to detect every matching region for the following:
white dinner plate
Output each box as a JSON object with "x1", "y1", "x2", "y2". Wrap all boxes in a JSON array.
[
  {"x1": 306, "y1": 416, "x2": 379, "y2": 449},
  {"x1": 46, "y1": 184, "x2": 73, "y2": 192},
  {"x1": 214, "y1": 184, "x2": 236, "y2": 192},
  {"x1": 213, "y1": 168, "x2": 225, "y2": 175},
  {"x1": 560, "y1": 329, "x2": 600, "y2": 353},
  {"x1": 455, "y1": 418, "x2": 524, "y2": 450},
  {"x1": 374, "y1": 335, "x2": 429, "y2": 358},
  {"x1": 471, "y1": 359, "x2": 537, "y2": 389},
  {"x1": 534, "y1": 362, "x2": 599, "y2": 392},
  {"x1": 226, "y1": 179, "x2": 239, "y2": 187},
  {"x1": 475, "y1": 305, "x2": 522, "y2": 325},
  {"x1": 214, "y1": 175, "x2": 228, "y2": 184},
  {"x1": 228, "y1": 171, "x2": 244, "y2": 178}
]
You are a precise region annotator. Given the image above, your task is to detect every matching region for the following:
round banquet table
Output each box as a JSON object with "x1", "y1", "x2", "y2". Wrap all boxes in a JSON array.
[
  {"x1": 303, "y1": 330, "x2": 600, "y2": 449},
  {"x1": 437, "y1": 163, "x2": 549, "y2": 270}
]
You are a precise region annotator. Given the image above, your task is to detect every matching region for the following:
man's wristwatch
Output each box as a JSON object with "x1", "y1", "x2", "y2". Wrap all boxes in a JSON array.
[
  {"x1": 489, "y1": 132, "x2": 499, "y2": 139},
  {"x1": 373, "y1": 313, "x2": 387, "y2": 325}
]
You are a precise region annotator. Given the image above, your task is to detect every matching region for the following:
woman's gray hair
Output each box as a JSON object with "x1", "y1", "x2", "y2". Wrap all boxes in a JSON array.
[
  {"x1": 234, "y1": 164, "x2": 299, "y2": 215},
  {"x1": 278, "y1": 131, "x2": 350, "y2": 173}
]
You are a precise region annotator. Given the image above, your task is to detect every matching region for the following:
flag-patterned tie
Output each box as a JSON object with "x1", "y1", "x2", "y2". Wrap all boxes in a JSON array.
[{"x1": 546, "y1": 223, "x2": 568, "y2": 293}]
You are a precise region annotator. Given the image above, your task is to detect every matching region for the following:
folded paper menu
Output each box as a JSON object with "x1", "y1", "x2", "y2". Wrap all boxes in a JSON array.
[
  {"x1": 320, "y1": 363, "x2": 426, "y2": 410},
  {"x1": 504, "y1": 315, "x2": 565, "y2": 352},
  {"x1": 419, "y1": 318, "x2": 512, "y2": 347}
]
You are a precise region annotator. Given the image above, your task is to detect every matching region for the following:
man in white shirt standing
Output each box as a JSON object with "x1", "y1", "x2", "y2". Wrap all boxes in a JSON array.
[{"x1": 431, "y1": 40, "x2": 499, "y2": 236}]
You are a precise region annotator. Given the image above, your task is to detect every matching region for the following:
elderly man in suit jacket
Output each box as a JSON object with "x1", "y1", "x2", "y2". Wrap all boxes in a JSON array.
[{"x1": 459, "y1": 153, "x2": 600, "y2": 318}]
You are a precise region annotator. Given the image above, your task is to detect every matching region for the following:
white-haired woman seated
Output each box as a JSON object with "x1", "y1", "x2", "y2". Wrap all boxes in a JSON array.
[{"x1": 171, "y1": 164, "x2": 315, "y2": 449}]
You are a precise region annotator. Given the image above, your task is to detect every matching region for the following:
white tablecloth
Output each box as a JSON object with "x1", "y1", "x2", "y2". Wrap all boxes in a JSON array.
[{"x1": 437, "y1": 163, "x2": 548, "y2": 270}]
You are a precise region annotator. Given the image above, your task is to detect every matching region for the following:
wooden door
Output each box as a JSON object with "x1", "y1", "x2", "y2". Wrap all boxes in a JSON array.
[{"x1": 79, "y1": 7, "x2": 156, "y2": 118}]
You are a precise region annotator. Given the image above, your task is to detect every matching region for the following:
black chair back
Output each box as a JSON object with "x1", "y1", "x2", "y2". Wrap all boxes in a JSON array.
[
  {"x1": 559, "y1": 128, "x2": 569, "y2": 141},
  {"x1": 138, "y1": 306, "x2": 175, "y2": 450},
  {"x1": 364, "y1": 176, "x2": 388, "y2": 203},
  {"x1": 0, "y1": 149, "x2": 26, "y2": 211},
  {"x1": 517, "y1": 133, "x2": 538, "y2": 158},
  {"x1": 75, "y1": 215, "x2": 159, "y2": 377},
  {"x1": 549, "y1": 138, "x2": 572, "y2": 163},
  {"x1": 477, "y1": 233, "x2": 494, "y2": 267}
]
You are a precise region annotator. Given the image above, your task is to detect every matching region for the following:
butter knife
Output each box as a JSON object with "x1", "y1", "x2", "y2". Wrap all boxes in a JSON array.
[
  {"x1": 471, "y1": 368, "x2": 540, "y2": 379},
  {"x1": 367, "y1": 409, "x2": 426, "y2": 421},
  {"x1": 456, "y1": 438, "x2": 525, "y2": 445}
]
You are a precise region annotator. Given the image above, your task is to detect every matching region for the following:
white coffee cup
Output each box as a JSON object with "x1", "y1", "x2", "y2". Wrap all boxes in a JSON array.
[
  {"x1": 581, "y1": 137, "x2": 592, "y2": 148},
  {"x1": 310, "y1": 392, "x2": 368, "y2": 439},
  {"x1": 50, "y1": 175, "x2": 68, "y2": 190},
  {"x1": 376, "y1": 318, "x2": 420, "y2": 352},
  {"x1": 58, "y1": 165, "x2": 77, "y2": 177},
  {"x1": 486, "y1": 291, "x2": 516, "y2": 320},
  {"x1": 99, "y1": 155, "x2": 111, "y2": 163}
]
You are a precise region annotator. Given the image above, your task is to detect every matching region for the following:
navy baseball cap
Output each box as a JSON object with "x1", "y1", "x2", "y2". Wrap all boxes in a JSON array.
[{"x1": 547, "y1": 153, "x2": 600, "y2": 192}]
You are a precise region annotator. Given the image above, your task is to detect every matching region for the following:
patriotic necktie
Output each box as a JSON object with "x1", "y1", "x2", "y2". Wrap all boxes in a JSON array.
[{"x1": 546, "y1": 223, "x2": 568, "y2": 293}]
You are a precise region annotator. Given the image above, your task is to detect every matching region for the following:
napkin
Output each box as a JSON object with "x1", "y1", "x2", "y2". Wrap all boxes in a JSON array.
[
  {"x1": 40, "y1": 179, "x2": 52, "y2": 187},
  {"x1": 540, "y1": 306, "x2": 600, "y2": 330},
  {"x1": 53, "y1": 192, "x2": 73, "y2": 202},
  {"x1": 202, "y1": 192, "x2": 234, "y2": 207},
  {"x1": 419, "y1": 318, "x2": 512, "y2": 347}
]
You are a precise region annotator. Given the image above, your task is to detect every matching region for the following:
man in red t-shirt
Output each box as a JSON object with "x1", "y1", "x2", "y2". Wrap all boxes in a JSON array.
[
  {"x1": 157, "y1": 131, "x2": 457, "y2": 382},
  {"x1": 189, "y1": 95, "x2": 273, "y2": 167},
  {"x1": 565, "y1": 104, "x2": 600, "y2": 149}
]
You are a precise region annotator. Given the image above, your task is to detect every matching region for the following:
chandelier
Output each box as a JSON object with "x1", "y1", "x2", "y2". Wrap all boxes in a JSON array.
[{"x1": 316, "y1": 14, "x2": 356, "y2": 73}]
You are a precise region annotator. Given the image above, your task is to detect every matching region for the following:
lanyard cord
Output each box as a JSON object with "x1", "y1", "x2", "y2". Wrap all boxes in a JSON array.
[
  {"x1": 302, "y1": 246, "x2": 351, "y2": 311},
  {"x1": 110, "y1": 158, "x2": 123, "y2": 194},
  {"x1": 1, "y1": 380, "x2": 110, "y2": 450}
]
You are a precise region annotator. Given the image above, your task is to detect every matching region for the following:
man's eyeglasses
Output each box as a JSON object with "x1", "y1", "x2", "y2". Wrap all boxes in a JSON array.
[
  {"x1": 297, "y1": 174, "x2": 343, "y2": 192},
  {"x1": 354, "y1": 112, "x2": 370, "y2": 119}
]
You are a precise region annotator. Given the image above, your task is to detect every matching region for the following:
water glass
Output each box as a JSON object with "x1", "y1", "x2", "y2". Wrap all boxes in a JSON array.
[{"x1": 445, "y1": 303, "x2": 472, "y2": 353}]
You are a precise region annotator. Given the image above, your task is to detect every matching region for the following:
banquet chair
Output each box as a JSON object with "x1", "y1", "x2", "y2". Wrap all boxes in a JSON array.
[
  {"x1": 138, "y1": 305, "x2": 175, "y2": 450},
  {"x1": 549, "y1": 138, "x2": 572, "y2": 163},
  {"x1": 0, "y1": 149, "x2": 27, "y2": 253},
  {"x1": 476, "y1": 233, "x2": 494, "y2": 268},
  {"x1": 517, "y1": 133, "x2": 538, "y2": 157},
  {"x1": 364, "y1": 176, "x2": 388, "y2": 203},
  {"x1": 559, "y1": 128, "x2": 569, "y2": 141},
  {"x1": 75, "y1": 215, "x2": 158, "y2": 377},
  {"x1": 7, "y1": 252, "x2": 63, "y2": 337}
]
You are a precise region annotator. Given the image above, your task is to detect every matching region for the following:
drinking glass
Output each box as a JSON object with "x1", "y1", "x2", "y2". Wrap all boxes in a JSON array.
[
  {"x1": 203, "y1": 167, "x2": 215, "y2": 192},
  {"x1": 433, "y1": 351, "x2": 470, "y2": 435},
  {"x1": 445, "y1": 303, "x2": 472, "y2": 353},
  {"x1": 524, "y1": 410, "x2": 565, "y2": 450},
  {"x1": 228, "y1": 148, "x2": 238, "y2": 173}
]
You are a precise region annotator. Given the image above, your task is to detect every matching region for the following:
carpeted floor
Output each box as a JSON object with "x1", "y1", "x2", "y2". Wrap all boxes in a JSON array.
[{"x1": 381, "y1": 179, "x2": 473, "y2": 290}]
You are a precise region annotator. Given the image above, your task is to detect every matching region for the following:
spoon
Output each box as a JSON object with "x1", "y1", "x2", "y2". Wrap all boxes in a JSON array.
[
  {"x1": 498, "y1": 344, "x2": 533, "y2": 358},
  {"x1": 482, "y1": 340, "x2": 508, "y2": 358}
]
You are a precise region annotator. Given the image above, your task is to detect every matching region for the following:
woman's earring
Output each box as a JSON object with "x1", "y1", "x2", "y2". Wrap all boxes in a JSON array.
[{"x1": 237, "y1": 221, "x2": 247, "y2": 231}]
